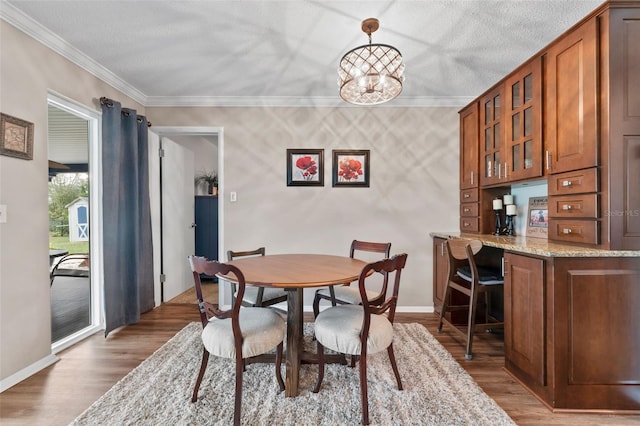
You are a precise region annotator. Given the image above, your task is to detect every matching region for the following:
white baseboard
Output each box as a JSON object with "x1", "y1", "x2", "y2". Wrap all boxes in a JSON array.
[{"x1": 0, "y1": 354, "x2": 60, "y2": 393}]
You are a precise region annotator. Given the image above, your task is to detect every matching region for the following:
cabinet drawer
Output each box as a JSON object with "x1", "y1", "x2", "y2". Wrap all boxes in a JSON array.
[
  {"x1": 548, "y1": 168, "x2": 598, "y2": 196},
  {"x1": 460, "y1": 188, "x2": 479, "y2": 203},
  {"x1": 460, "y1": 217, "x2": 479, "y2": 232},
  {"x1": 548, "y1": 194, "x2": 598, "y2": 218},
  {"x1": 460, "y1": 202, "x2": 479, "y2": 217},
  {"x1": 549, "y1": 219, "x2": 600, "y2": 245}
]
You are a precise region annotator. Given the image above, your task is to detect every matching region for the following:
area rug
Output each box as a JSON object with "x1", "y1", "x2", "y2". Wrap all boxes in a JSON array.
[{"x1": 70, "y1": 322, "x2": 515, "y2": 425}]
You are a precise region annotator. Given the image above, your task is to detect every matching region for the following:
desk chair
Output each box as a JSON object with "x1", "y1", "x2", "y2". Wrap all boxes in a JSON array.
[
  {"x1": 188, "y1": 256, "x2": 285, "y2": 426},
  {"x1": 437, "y1": 239, "x2": 504, "y2": 360},
  {"x1": 227, "y1": 247, "x2": 288, "y2": 309},
  {"x1": 313, "y1": 253, "x2": 408, "y2": 425},
  {"x1": 312, "y1": 240, "x2": 391, "y2": 318}
]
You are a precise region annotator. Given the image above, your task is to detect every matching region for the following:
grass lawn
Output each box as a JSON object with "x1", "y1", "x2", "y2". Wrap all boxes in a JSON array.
[{"x1": 49, "y1": 235, "x2": 89, "y2": 254}]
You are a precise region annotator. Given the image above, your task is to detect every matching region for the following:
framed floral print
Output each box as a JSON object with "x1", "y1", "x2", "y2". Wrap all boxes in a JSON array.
[
  {"x1": 0, "y1": 113, "x2": 34, "y2": 160},
  {"x1": 332, "y1": 149, "x2": 370, "y2": 187},
  {"x1": 286, "y1": 148, "x2": 324, "y2": 186}
]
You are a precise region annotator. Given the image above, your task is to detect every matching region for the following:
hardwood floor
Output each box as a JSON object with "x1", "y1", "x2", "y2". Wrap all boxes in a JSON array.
[{"x1": 1, "y1": 304, "x2": 639, "y2": 425}]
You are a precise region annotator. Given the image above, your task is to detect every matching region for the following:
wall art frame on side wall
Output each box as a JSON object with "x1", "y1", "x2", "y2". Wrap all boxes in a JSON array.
[
  {"x1": 286, "y1": 148, "x2": 324, "y2": 186},
  {"x1": 332, "y1": 149, "x2": 370, "y2": 188},
  {"x1": 0, "y1": 113, "x2": 34, "y2": 160}
]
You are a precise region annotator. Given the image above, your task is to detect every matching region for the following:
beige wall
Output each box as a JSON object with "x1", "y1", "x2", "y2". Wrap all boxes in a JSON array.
[
  {"x1": 0, "y1": 19, "x2": 460, "y2": 385},
  {"x1": 146, "y1": 106, "x2": 461, "y2": 308},
  {"x1": 0, "y1": 22, "x2": 144, "y2": 383}
]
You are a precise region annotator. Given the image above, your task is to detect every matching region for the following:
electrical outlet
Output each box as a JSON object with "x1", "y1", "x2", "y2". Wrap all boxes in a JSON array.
[
  {"x1": 230, "y1": 192, "x2": 237, "y2": 202},
  {"x1": 0, "y1": 204, "x2": 7, "y2": 223}
]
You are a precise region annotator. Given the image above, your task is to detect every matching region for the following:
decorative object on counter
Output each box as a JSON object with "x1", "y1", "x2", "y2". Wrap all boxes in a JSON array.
[
  {"x1": 503, "y1": 194, "x2": 514, "y2": 205},
  {"x1": 526, "y1": 196, "x2": 548, "y2": 239},
  {"x1": 492, "y1": 198, "x2": 503, "y2": 236},
  {"x1": 505, "y1": 204, "x2": 517, "y2": 236},
  {"x1": 194, "y1": 171, "x2": 218, "y2": 195}
]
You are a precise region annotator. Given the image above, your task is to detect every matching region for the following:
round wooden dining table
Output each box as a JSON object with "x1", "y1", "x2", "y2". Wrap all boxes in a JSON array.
[{"x1": 221, "y1": 253, "x2": 367, "y2": 397}]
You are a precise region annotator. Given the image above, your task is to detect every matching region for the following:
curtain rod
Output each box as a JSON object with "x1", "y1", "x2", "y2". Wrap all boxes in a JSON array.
[{"x1": 100, "y1": 96, "x2": 152, "y2": 127}]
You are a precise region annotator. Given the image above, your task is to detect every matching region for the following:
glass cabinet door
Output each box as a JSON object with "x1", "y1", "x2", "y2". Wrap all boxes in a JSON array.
[
  {"x1": 480, "y1": 85, "x2": 504, "y2": 186},
  {"x1": 504, "y1": 57, "x2": 542, "y2": 181}
]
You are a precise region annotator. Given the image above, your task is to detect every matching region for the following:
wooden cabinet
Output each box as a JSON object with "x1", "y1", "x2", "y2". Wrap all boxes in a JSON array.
[
  {"x1": 503, "y1": 253, "x2": 546, "y2": 387},
  {"x1": 504, "y1": 57, "x2": 543, "y2": 182},
  {"x1": 432, "y1": 237, "x2": 448, "y2": 315},
  {"x1": 194, "y1": 196, "x2": 219, "y2": 262},
  {"x1": 458, "y1": 1, "x2": 640, "y2": 250},
  {"x1": 460, "y1": 103, "x2": 479, "y2": 190},
  {"x1": 479, "y1": 85, "x2": 505, "y2": 186},
  {"x1": 544, "y1": 17, "x2": 598, "y2": 175}
]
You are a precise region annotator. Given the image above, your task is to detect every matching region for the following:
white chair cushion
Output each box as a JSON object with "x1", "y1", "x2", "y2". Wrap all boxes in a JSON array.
[
  {"x1": 314, "y1": 305, "x2": 393, "y2": 356},
  {"x1": 317, "y1": 286, "x2": 379, "y2": 304},
  {"x1": 201, "y1": 307, "x2": 285, "y2": 359},
  {"x1": 237, "y1": 286, "x2": 288, "y2": 305}
]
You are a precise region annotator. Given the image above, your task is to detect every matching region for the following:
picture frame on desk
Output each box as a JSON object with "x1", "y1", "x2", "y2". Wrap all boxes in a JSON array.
[{"x1": 526, "y1": 196, "x2": 548, "y2": 239}]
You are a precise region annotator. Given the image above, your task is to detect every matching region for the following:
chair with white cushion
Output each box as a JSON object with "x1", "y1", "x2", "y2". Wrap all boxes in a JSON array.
[
  {"x1": 188, "y1": 255, "x2": 285, "y2": 426},
  {"x1": 313, "y1": 253, "x2": 408, "y2": 425},
  {"x1": 312, "y1": 240, "x2": 391, "y2": 317},
  {"x1": 437, "y1": 238, "x2": 504, "y2": 360},
  {"x1": 227, "y1": 247, "x2": 288, "y2": 309}
]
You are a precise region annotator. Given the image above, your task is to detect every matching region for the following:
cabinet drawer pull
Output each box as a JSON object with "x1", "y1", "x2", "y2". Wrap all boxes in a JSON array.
[
  {"x1": 562, "y1": 204, "x2": 572, "y2": 210},
  {"x1": 464, "y1": 193, "x2": 470, "y2": 199},
  {"x1": 562, "y1": 180, "x2": 573, "y2": 187},
  {"x1": 562, "y1": 228, "x2": 581, "y2": 235},
  {"x1": 463, "y1": 222, "x2": 471, "y2": 227},
  {"x1": 464, "y1": 208, "x2": 471, "y2": 213}
]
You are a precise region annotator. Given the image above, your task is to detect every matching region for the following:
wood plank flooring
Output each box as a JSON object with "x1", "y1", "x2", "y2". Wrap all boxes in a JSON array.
[{"x1": 1, "y1": 304, "x2": 639, "y2": 425}]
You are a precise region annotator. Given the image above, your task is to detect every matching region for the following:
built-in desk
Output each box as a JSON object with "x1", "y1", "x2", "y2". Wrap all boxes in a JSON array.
[{"x1": 430, "y1": 232, "x2": 640, "y2": 413}]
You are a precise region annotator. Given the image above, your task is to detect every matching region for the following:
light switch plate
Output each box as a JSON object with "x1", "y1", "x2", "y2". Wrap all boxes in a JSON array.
[
  {"x1": 0, "y1": 204, "x2": 7, "y2": 223},
  {"x1": 230, "y1": 192, "x2": 237, "y2": 202}
]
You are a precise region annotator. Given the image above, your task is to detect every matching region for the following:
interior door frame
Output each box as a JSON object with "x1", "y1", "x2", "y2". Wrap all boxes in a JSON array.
[
  {"x1": 149, "y1": 126, "x2": 224, "y2": 306},
  {"x1": 47, "y1": 91, "x2": 104, "y2": 353}
]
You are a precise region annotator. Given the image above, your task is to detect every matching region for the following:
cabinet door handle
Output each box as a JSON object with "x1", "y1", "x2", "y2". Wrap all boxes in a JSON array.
[
  {"x1": 441, "y1": 242, "x2": 445, "y2": 256},
  {"x1": 470, "y1": 171, "x2": 474, "y2": 185},
  {"x1": 498, "y1": 162, "x2": 502, "y2": 179},
  {"x1": 546, "y1": 150, "x2": 551, "y2": 170},
  {"x1": 504, "y1": 162, "x2": 508, "y2": 180},
  {"x1": 502, "y1": 258, "x2": 508, "y2": 275}
]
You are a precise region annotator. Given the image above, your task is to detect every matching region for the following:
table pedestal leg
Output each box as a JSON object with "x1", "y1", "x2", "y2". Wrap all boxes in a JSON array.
[{"x1": 285, "y1": 288, "x2": 303, "y2": 397}]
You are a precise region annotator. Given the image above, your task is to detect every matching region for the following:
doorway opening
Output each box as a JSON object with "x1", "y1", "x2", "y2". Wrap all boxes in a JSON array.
[
  {"x1": 47, "y1": 93, "x2": 103, "y2": 353},
  {"x1": 148, "y1": 127, "x2": 224, "y2": 308}
]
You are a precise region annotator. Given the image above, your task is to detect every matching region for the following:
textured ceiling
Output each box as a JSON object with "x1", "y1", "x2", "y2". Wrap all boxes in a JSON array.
[{"x1": 1, "y1": 0, "x2": 603, "y2": 107}]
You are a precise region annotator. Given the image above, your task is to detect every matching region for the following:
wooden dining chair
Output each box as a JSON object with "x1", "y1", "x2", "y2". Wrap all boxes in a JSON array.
[
  {"x1": 227, "y1": 247, "x2": 288, "y2": 309},
  {"x1": 188, "y1": 256, "x2": 285, "y2": 426},
  {"x1": 313, "y1": 253, "x2": 408, "y2": 425},
  {"x1": 437, "y1": 239, "x2": 504, "y2": 360},
  {"x1": 312, "y1": 240, "x2": 391, "y2": 317}
]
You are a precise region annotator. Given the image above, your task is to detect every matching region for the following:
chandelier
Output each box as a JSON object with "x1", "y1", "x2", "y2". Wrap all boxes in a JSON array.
[{"x1": 338, "y1": 18, "x2": 405, "y2": 105}]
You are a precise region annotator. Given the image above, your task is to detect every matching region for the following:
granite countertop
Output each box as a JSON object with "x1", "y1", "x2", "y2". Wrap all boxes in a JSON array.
[{"x1": 429, "y1": 232, "x2": 640, "y2": 257}]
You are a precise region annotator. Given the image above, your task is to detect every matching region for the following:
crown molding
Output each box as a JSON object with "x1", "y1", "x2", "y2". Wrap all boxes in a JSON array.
[
  {"x1": 2, "y1": 3, "x2": 473, "y2": 109},
  {"x1": 0, "y1": 2, "x2": 147, "y2": 104},
  {"x1": 144, "y1": 95, "x2": 474, "y2": 108}
]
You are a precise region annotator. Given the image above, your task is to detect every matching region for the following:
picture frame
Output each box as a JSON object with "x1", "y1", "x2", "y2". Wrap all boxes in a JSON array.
[
  {"x1": 1, "y1": 113, "x2": 34, "y2": 160},
  {"x1": 332, "y1": 149, "x2": 370, "y2": 187},
  {"x1": 286, "y1": 148, "x2": 324, "y2": 186},
  {"x1": 526, "y1": 196, "x2": 548, "y2": 239}
]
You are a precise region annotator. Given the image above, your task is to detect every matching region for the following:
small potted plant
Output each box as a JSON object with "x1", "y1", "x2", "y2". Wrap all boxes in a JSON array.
[{"x1": 195, "y1": 171, "x2": 218, "y2": 195}]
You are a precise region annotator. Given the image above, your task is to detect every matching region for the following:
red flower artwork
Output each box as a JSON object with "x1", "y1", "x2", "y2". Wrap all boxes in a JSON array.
[
  {"x1": 295, "y1": 155, "x2": 318, "y2": 180},
  {"x1": 337, "y1": 157, "x2": 363, "y2": 181}
]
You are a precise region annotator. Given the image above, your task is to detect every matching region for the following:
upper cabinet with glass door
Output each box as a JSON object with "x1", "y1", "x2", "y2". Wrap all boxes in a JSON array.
[
  {"x1": 504, "y1": 57, "x2": 543, "y2": 182},
  {"x1": 480, "y1": 85, "x2": 505, "y2": 186}
]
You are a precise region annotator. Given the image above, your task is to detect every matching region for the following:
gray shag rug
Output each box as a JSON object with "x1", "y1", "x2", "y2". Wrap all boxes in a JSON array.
[{"x1": 70, "y1": 322, "x2": 515, "y2": 425}]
